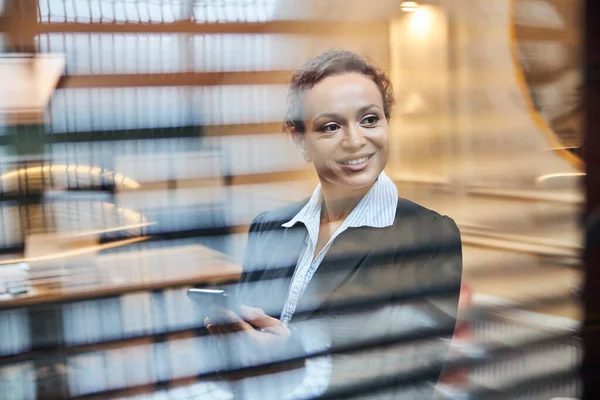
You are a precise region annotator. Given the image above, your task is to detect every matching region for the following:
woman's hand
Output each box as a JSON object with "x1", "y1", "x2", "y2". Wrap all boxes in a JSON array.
[{"x1": 205, "y1": 305, "x2": 291, "y2": 368}]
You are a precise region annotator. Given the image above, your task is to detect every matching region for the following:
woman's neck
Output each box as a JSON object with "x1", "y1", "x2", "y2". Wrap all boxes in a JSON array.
[{"x1": 319, "y1": 180, "x2": 375, "y2": 223}]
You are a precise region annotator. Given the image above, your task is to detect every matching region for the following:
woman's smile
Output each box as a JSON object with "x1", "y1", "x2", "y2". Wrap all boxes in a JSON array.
[{"x1": 337, "y1": 153, "x2": 375, "y2": 172}]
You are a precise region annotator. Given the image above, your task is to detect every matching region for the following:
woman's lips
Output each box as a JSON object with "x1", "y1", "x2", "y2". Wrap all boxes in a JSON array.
[{"x1": 338, "y1": 154, "x2": 373, "y2": 172}]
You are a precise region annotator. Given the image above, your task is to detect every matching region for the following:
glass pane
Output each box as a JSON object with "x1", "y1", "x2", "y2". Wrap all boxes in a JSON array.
[
  {"x1": 47, "y1": 85, "x2": 288, "y2": 133},
  {"x1": 36, "y1": 32, "x2": 389, "y2": 74}
]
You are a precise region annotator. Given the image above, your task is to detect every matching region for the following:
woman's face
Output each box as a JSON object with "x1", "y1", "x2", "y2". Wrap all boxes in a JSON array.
[{"x1": 296, "y1": 72, "x2": 390, "y2": 191}]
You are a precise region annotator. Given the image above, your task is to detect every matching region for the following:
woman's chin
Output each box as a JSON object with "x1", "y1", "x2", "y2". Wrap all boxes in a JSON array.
[
  {"x1": 318, "y1": 163, "x2": 384, "y2": 190},
  {"x1": 337, "y1": 171, "x2": 381, "y2": 190}
]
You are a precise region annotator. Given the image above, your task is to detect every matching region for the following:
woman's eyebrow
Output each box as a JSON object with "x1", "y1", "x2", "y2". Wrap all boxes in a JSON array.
[
  {"x1": 312, "y1": 112, "x2": 345, "y2": 124},
  {"x1": 313, "y1": 105, "x2": 382, "y2": 122},
  {"x1": 356, "y1": 104, "x2": 381, "y2": 115}
]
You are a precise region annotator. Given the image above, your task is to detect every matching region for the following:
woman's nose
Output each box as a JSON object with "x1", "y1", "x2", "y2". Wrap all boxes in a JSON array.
[{"x1": 343, "y1": 126, "x2": 367, "y2": 149}]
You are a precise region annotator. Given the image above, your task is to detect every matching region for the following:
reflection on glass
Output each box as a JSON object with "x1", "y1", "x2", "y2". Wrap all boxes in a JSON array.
[
  {"x1": 39, "y1": 0, "x2": 278, "y2": 24},
  {"x1": 36, "y1": 32, "x2": 387, "y2": 75},
  {"x1": 48, "y1": 85, "x2": 287, "y2": 133},
  {"x1": 193, "y1": 0, "x2": 278, "y2": 23},
  {"x1": 514, "y1": 0, "x2": 582, "y2": 163},
  {"x1": 40, "y1": 0, "x2": 187, "y2": 23}
]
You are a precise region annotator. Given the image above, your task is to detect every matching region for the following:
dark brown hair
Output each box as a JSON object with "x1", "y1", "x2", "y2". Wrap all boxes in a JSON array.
[{"x1": 284, "y1": 50, "x2": 395, "y2": 134}]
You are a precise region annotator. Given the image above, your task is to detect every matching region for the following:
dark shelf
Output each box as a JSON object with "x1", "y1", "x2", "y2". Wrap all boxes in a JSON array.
[{"x1": 46, "y1": 125, "x2": 203, "y2": 143}]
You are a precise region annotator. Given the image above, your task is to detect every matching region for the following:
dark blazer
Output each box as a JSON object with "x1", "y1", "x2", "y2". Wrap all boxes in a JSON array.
[{"x1": 234, "y1": 196, "x2": 463, "y2": 399}]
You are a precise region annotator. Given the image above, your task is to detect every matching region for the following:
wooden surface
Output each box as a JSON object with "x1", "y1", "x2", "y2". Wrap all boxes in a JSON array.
[
  {"x1": 0, "y1": 54, "x2": 65, "y2": 125},
  {"x1": 0, "y1": 244, "x2": 241, "y2": 309}
]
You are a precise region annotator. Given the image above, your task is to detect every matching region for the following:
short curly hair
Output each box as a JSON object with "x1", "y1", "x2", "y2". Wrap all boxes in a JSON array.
[{"x1": 284, "y1": 50, "x2": 395, "y2": 134}]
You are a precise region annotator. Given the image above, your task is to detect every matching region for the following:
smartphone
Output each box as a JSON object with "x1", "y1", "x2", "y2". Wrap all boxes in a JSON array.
[{"x1": 186, "y1": 288, "x2": 240, "y2": 324}]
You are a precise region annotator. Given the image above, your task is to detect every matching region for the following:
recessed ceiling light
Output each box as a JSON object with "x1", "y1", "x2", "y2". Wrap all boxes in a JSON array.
[{"x1": 400, "y1": 1, "x2": 420, "y2": 12}]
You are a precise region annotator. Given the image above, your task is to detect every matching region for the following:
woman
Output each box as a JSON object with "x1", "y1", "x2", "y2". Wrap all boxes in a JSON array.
[{"x1": 206, "y1": 50, "x2": 463, "y2": 399}]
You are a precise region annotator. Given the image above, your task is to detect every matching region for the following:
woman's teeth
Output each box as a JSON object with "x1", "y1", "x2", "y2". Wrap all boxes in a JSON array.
[{"x1": 342, "y1": 156, "x2": 369, "y2": 165}]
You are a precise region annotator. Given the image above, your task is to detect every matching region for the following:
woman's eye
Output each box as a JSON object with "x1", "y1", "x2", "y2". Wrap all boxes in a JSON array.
[
  {"x1": 361, "y1": 115, "x2": 379, "y2": 126},
  {"x1": 320, "y1": 123, "x2": 340, "y2": 133}
]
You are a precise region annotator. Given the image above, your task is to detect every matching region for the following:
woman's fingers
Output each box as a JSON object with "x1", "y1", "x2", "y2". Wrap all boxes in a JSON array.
[
  {"x1": 240, "y1": 304, "x2": 265, "y2": 320},
  {"x1": 207, "y1": 306, "x2": 290, "y2": 358},
  {"x1": 240, "y1": 305, "x2": 290, "y2": 336},
  {"x1": 207, "y1": 311, "x2": 245, "y2": 334},
  {"x1": 222, "y1": 310, "x2": 256, "y2": 332},
  {"x1": 207, "y1": 312, "x2": 260, "y2": 338},
  {"x1": 206, "y1": 324, "x2": 220, "y2": 335}
]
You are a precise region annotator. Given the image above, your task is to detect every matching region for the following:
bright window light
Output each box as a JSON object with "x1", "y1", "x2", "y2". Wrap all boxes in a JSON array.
[{"x1": 408, "y1": 6, "x2": 433, "y2": 37}]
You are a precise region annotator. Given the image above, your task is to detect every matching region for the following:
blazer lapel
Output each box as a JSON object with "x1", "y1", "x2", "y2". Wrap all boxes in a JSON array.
[
  {"x1": 254, "y1": 223, "x2": 306, "y2": 317},
  {"x1": 261, "y1": 199, "x2": 310, "y2": 282},
  {"x1": 267, "y1": 224, "x2": 307, "y2": 280},
  {"x1": 294, "y1": 225, "x2": 388, "y2": 319}
]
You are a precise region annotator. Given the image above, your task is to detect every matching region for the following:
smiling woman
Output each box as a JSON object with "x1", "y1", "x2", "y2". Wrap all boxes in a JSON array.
[
  {"x1": 205, "y1": 50, "x2": 463, "y2": 399},
  {"x1": 290, "y1": 72, "x2": 390, "y2": 188},
  {"x1": 285, "y1": 51, "x2": 394, "y2": 194}
]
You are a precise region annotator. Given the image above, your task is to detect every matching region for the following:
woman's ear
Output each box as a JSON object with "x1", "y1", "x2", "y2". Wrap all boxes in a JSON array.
[{"x1": 289, "y1": 128, "x2": 312, "y2": 163}]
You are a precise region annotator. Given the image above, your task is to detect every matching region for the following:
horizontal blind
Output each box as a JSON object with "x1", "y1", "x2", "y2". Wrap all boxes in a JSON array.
[{"x1": 0, "y1": 0, "x2": 582, "y2": 399}]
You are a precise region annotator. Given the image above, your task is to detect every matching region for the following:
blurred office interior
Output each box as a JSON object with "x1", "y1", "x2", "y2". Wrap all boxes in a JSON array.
[{"x1": 0, "y1": 0, "x2": 590, "y2": 399}]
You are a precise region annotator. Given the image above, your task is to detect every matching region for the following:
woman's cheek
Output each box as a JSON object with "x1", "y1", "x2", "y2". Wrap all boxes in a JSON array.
[{"x1": 314, "y1": 159, "x2": 341, "y2": 182}]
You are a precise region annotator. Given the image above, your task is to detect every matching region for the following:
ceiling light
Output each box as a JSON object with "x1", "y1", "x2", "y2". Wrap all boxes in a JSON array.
[{"x1": 400, "y1": 1, "x2": 419, "y2": 12}]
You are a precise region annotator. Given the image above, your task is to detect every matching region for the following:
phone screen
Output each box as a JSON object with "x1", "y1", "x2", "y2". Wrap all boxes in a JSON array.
[{"x1": 186, "y1": 288, "x2": 240, "y2": 324}]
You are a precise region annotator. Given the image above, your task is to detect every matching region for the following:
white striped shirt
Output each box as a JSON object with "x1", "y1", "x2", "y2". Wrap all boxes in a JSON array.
[
  {"x1": 280, "y1": 171, "x2": 398, "y2": 400},
  {"x1": 280, "y1": 171, "x2": 399, "y2": 325}
]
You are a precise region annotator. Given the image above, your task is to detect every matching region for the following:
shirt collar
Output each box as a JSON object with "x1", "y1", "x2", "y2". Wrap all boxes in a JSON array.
[{"x1": 282, "y1": 171, "x2": 398, "y2": 229}]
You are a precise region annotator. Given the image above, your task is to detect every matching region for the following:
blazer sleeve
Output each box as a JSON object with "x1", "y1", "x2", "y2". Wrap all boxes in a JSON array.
[
  {"x1": 241, "y1": 210, "x2": 308, "y2": 352},
  {"x1": 234, "y1": 211, "x2": 266, "y2": 307},
  {"x1": 231, "y1": 213, "x2": 309, "y2": 397},
  {"x1": 320, "y1": 215, "x2": 463, "y2": 399}
]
